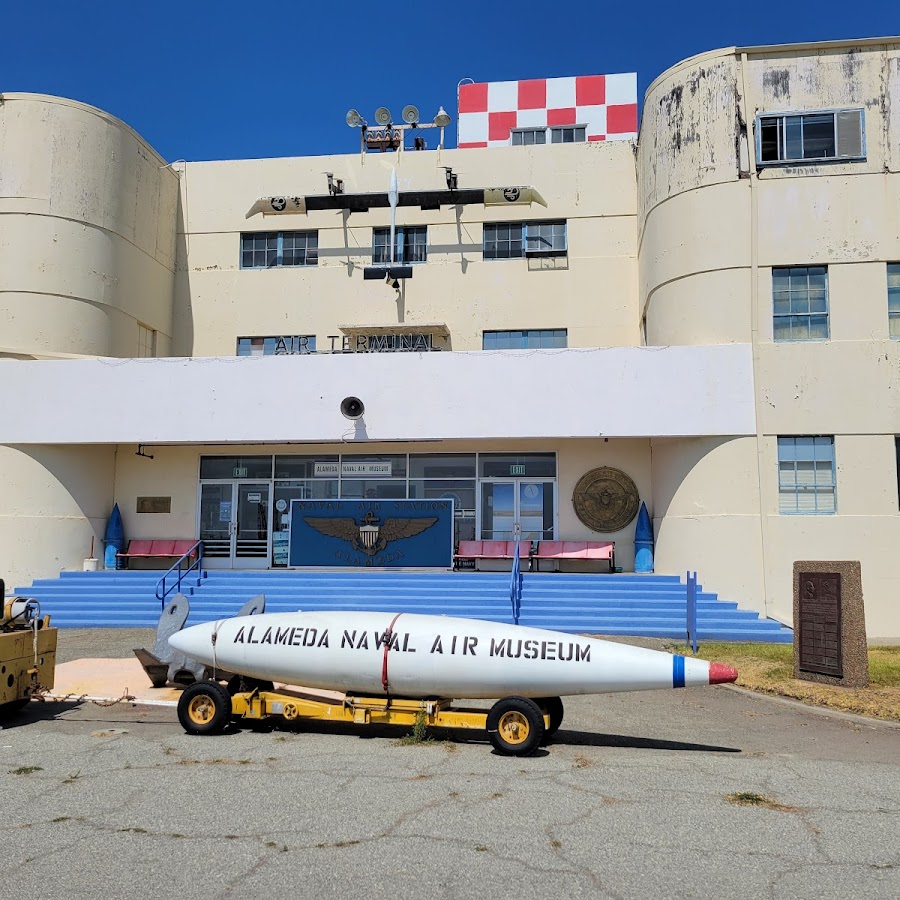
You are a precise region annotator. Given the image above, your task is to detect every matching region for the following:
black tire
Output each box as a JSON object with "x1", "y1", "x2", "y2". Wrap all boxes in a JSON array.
[
  {"x1": 486, "y1": 696, "x2": 545, "y2": 756},
  {"x1": 177, "y1": 680, "x2": 232, "y2": 735},
  {"x1": 536, "y1": 696, "x2": 564, "y2": 740}
]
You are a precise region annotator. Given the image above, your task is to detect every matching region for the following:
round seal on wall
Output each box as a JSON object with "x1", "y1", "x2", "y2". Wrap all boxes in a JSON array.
[{"x1": 572, "y1": 467, "x2": 640, "y2": 533}]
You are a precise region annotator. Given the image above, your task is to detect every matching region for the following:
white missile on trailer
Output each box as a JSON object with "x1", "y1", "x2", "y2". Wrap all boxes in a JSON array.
[{"x1": 168, "y1": 610, "x2": 737, "y2": 700}]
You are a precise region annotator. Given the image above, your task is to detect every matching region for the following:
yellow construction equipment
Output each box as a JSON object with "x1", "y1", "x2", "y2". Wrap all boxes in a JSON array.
[{"x1": 0, "y1": 579, "x2": 57, "y2": 718}]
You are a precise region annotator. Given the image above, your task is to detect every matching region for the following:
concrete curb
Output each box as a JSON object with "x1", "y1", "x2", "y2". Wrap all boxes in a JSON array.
[{"x1": 725, "y1": 683, "x2": 900, "y2": 729}]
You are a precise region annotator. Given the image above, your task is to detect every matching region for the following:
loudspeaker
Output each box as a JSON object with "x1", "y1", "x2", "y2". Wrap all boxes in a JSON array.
[{"x1": 340, "y1": 397, "x2": 365, "y2": 420}]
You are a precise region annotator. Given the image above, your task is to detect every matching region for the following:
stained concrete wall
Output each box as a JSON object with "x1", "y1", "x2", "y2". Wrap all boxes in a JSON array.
[
  {"x1": 639, "y1": 39, "x2": 900, "y2": 639},
  {"x1": 0, "y1": 94, "x2": 179, "y2": 358},
  {"x1": 174, "y1": 142, "x2": 638, "y2": 356}
]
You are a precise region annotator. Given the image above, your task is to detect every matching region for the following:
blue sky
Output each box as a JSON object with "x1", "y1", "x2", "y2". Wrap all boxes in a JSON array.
[{"x1": 2, "y1": 2, "x2": 896, "y2": 162}]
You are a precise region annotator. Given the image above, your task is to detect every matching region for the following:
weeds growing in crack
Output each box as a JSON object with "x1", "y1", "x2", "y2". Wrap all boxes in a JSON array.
[
  {"x1": 724, "y1": 791, "x2": 796, "y2": 812},
  {"x1": 396, "y1": 709, "x2": 433, "y2": 745},
  {"x1": 9, "y1": 766, "x2": 42, "y2": 775}
]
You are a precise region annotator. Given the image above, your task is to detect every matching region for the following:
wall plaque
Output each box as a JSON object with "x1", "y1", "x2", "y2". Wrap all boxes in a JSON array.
[
  {"x1": 572, "y1": 467, "x2": 639, "y2": 533},
  {"x1": 136, "y1": 496, "x2": 171, "y2": 514}
]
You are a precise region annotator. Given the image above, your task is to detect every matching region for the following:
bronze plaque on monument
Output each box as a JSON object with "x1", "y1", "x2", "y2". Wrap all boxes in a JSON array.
[
  {"x1": 793, "y1": 561, "x2": 868, "y2": 688},
  {"x1": 797, "y1": 572, "x2": 842, "y2": 677}
]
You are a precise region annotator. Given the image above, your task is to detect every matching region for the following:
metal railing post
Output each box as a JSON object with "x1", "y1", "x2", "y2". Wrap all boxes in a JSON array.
[{"x1": 686, "y1": 570, "x2": 698, "y2": 655}]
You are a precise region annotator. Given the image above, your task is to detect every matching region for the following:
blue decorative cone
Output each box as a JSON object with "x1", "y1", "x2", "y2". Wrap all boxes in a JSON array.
[
  {"x1": 634, "y1": 501, "x2": 654, "y2": 574},
  {"x1": 103, "y1": 503, "x2": 125, "y2": 569}
]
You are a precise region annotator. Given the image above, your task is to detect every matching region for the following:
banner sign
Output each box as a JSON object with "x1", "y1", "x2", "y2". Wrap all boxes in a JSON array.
[
  {"x1": 314, "y1": 461, "x2": 393, "y2": 477},
  {"x1": 289, "y1": 499, "x2": 453, "y2": 568}
]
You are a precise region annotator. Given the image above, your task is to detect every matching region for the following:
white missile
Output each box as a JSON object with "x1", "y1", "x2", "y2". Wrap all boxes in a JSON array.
[{"x1": 168, "y1": 611, "x2": 737, "y2": 699}]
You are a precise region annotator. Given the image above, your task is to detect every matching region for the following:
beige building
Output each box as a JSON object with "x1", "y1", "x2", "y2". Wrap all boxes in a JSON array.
[{"x1": 2, "y1": 36, "x2": 899, "y2": 640}]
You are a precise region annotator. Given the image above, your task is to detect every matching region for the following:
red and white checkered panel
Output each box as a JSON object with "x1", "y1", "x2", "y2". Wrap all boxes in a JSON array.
[{"x1": 457, "y1": 73, "x2": 638, "y2": 148}]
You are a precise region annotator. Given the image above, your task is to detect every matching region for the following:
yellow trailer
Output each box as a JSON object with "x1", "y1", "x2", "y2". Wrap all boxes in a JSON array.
[
  {"x1": 0, "y1": 580, "x2": 57, "y2": 718},
  {"x1": 177, "y1": 680, "x2": 564, "y2": 756}
]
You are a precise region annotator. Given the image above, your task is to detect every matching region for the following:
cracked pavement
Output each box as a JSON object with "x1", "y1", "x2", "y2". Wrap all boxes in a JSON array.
[{"x1": 2, "y1": 631, "x2": 898, "y2": 900}]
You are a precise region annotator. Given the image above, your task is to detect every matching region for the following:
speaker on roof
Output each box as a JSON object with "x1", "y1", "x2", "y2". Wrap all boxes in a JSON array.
[
  {"x1": 401, "y1": 105, "x2": 420, "y2": 125},
  {"x1": 374, "y1": 107, "x2": 392, "y2": 126}
]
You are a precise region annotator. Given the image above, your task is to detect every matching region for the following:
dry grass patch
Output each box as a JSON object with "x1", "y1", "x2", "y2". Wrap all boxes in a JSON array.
[
  {"x1": 671, "y1": 643, "x2": 900, "y2": 722},
  {"x1": 724, "y1": 791, "x2": 796, "y2": 812}
]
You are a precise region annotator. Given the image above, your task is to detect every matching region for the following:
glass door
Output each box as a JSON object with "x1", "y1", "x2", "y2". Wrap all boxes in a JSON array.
[
  {"x1": 479, "y1": 480, "x2": 555, "y2": 540},
  {"x1": 199, "y1": 483, "x2": 233, "y2": 566},
  {"x1": 198, "y1": 482, "x2": 271, "y2": 569},
  {"x1": 234, "y1": 483, "x2": 270, "y2": 567}
]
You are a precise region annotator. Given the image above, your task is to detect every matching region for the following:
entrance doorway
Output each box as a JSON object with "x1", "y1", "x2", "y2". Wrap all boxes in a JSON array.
[
  {"x1": 479, "y1": 480, "x2": 555, "y2": 540},
  {"x1": 198, "y1": 482, "x2": 271, "y2": 569}
]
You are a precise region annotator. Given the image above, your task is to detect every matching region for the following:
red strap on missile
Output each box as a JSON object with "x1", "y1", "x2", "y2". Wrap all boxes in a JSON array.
[{"x1": 381, "y1": 613, "x2": 403, "y2": 693}]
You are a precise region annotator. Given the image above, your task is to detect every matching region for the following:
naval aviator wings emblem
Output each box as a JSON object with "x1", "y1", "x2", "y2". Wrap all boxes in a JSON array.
[{"x1": 304, "y1": 510, "x2": 438, "y2": 556}]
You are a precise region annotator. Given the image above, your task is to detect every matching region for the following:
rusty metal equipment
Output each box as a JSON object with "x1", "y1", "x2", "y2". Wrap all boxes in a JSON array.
[{"x1": 0, "y1": 578, "x2": 58, "y2": 718}]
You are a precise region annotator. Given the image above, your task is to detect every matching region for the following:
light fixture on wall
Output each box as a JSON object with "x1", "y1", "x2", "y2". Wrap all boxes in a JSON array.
[{"x1": 136, "y1": 444, "x2": 154, "y2": 459}]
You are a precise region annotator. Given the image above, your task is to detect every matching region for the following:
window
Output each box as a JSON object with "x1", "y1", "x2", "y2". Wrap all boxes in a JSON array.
[
  {"x1": 525, "y1": 221, "x2": 567, "y2": 255},
  {"x1": 773, "y1": 266, "x2": 828, "y2": 341},
  {"x1": 511, "y1": 128, "x2": 547, "y2": 146},
  {"x1": 483, "y1": 221, "x2": 567, "y2": 260},
  {"x1": 888, "y1": 264, "x2": 900, "y2": 339},
  {"x1": 372, "y1": 226, "x2": 427, "y2": 265},
  {"x1": 778, "y1": 437, "x2": 836, "y2": 514},
  {"x1": 895, "y1": 438, "x2": 900, "y2": 508},
  {"x1": 758, "y1": 109, "x2": 864, "y2": 165},
  {"x1": 483, "y1": 330, "x2": 567, "y2": 350},
  {"x1": 550, "y1": 126, "x2": 586, "y2": 143},
  {"x1": 511, "y1": 126, "x2": 585, "y2": 145},
  {"x1": 237, "y1": 335, "x2": 316, "y2": 356},
  {"x1": 137, "y1": 323, "x2": 156, "y2": 358},
  {"x1": 241, "y1": 231, "x2": 318, "y2": 268}
]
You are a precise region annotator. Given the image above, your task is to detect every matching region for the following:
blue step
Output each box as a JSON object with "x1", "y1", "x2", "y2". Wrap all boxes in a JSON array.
[{"x1": 13, "y1": 569, "x2": 794, "y2": 643}]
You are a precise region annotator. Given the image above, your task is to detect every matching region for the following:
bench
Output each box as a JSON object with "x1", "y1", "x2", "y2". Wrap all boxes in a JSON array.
[
  {"x1": 533, "y1": 541, "x2": 616, "y2": 573},
  {"x1": 116, "y1": 540, "x2": 201, "y2": 570},
  {"x1": 454, "y1": 540, "x2": 532, "y2": 571}
]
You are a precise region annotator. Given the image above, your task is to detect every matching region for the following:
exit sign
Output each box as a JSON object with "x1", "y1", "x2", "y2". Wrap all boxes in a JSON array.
[
  {"x1": 233, "y1": 467, "x2": 248, "y2": 478},
  {"x1": 510, "y1": 465, "x2": 526, "y2": 475}
]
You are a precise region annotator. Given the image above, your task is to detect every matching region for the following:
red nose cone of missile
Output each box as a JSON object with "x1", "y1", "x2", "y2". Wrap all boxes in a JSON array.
[{"x1": 708, "y1": 662, "x2": 739, "y2": 684}]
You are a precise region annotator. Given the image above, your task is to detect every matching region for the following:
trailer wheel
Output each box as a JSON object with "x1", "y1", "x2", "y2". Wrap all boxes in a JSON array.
[
  {"x1": 178, "y1": 681, "x2": 232, "y2": 735},
  {"x1": 486, "y1": 696, "x2": 545, "y2": 756},
  {"x1": 536, "y1": 696, "x2": 564, "y2": 741}
]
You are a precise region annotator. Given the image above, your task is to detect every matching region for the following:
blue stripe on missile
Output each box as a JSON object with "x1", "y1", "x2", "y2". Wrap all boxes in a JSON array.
[{"x1": 673, "y1": 654, "x2": 685, "y2": 689}]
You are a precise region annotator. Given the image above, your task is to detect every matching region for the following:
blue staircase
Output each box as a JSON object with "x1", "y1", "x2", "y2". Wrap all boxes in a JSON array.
[{"x1": 14, "y1": 570, "x2": 793, "y2": 642}]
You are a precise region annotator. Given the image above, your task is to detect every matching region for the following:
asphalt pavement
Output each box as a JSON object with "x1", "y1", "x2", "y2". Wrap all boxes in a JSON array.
[{"x1": 1, "y1": 630, "x2": 898, "y2": 900}]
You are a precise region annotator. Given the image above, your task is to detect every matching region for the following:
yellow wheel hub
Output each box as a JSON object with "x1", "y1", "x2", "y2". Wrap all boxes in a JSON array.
[
  {"x1": 187, "y1": 694, "x2": 216, "y2": 725},
  {"x1": 497, "y1": 710, "x2": 530, "y2": 745}
]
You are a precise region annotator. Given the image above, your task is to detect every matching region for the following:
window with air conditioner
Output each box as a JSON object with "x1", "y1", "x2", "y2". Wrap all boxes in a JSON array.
[
  {"x1": 757, "y1": 109, "x2": 865, "y2": 165},
  {"x1": 483, "y1": 222, "x2": 567, "y2": 260}
]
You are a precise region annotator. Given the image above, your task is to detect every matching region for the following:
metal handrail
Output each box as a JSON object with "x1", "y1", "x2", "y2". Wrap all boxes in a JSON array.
[
  {"x1": 509, "y1": 534, "x2": 523, "y2": 625},
  {"x1": 155, "y1": 541, "x2": 204, "y2": 609},
  {"x1": 685, "y1": 570, "x2": 698, "y2": 654}
]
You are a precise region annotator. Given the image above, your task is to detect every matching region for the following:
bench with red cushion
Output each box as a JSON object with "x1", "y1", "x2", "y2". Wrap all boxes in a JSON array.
[
  {"x1": 116, "y1": 539, "x2": 200, "y2": 569},
  {"x1": 454, "y1": 540, "x2": 532, "y2": 569},
  {"x1": 533, "y1": 541, "x2": 615, "y2": 572}
]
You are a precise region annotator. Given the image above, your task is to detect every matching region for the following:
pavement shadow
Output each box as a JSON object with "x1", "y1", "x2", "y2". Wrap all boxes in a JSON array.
[
  {"x1": 0, "y1": 700, "x2": 84, "y2": 730},
  {"x1": 550, "y1": 729, "x2": 741, "y2": 753}
]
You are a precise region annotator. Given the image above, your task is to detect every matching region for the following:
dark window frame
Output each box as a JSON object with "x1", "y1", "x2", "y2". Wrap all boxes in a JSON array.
[
  {"x1": 372, "y1": 226, "x2": 427, "y2": 265},
  {"x1": 240, "y1": 231, "x2": 318, "y2": 269},
  {"x1": 756, "y1": 109, "x2": 865, "y2": 166},
  {"x1": 483, "y1": 221, "x2": 567, "y2": 260}
]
